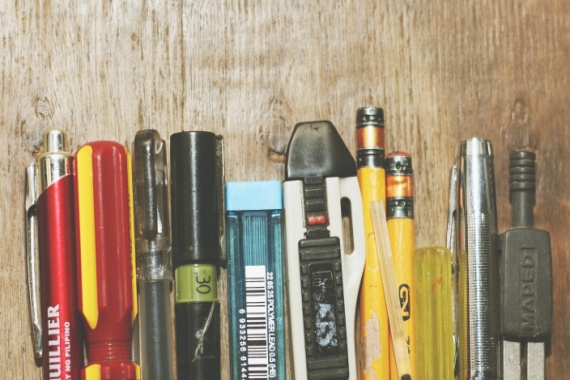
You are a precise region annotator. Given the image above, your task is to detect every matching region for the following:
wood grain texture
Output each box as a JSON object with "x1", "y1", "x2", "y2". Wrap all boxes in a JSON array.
[{"x1": 1, "y1": 1, "x2": 568, "y2": 378}]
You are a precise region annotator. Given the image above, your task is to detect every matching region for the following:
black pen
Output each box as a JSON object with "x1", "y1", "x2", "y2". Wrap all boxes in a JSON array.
[{"x1": 170, "y1": 131, "x2": 221, "y2": 380}]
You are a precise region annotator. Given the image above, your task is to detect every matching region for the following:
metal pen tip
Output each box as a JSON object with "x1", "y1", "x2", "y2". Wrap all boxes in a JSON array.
[
  {"x1": 459, "y1": 137, "x2": 493, "y2": 157},
  {"x1": 43, "y1": 129, "x2": 69, "y2": 154}
]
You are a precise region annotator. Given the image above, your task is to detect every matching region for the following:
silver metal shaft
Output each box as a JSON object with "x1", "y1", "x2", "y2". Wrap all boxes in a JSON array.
[
  {"x1": 527, "y1": 342, "x2": 545, "y2": 380},
  {"x1": 503, "y1": 341, "x2": 521, "y2": 380},
  {"x1": 456, "y1": 138, "x2": 502, "y2": 380}
]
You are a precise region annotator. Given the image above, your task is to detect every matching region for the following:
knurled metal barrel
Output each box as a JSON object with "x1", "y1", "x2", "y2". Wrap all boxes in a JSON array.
[{"x1": 456, "y1": 138, "x2": 501, "y2": 380}]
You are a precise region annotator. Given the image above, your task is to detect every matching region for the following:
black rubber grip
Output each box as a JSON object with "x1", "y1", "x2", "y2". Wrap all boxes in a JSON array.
[
  {"x1": 509, "y1": 150, "x2": 536, "y2": 228},
  {"x1": 298, "y1": 237, "x2": 349, "y2": 379}
]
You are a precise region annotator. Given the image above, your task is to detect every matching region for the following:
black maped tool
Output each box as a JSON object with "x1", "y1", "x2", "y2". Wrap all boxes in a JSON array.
[{"x1": 500, "y1": 151, "x2": 552, "y2": 380}]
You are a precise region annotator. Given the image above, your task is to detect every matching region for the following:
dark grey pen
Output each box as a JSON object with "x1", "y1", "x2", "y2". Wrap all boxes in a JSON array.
[
  {"x1": 455, "y1": 138, "x2": 501, "y2": 380},
  {"x1": 133, "y1": 129, "x2": 174, "y2": 380}
]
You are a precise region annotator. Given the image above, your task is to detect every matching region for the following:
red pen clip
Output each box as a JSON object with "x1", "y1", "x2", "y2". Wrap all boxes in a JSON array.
[{"x1": 74, "y1": 141, "x2": 139, "y2": 380}]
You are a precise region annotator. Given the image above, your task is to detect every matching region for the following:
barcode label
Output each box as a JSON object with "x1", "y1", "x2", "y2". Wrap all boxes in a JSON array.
[{"x1": 245, "y1": 266, "x2": 268, "y2": 379}]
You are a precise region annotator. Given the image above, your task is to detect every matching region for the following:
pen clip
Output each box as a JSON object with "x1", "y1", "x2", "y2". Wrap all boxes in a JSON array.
[
  {"x1": 25, "y1": 163, "x2": 42, "y2": 360},
  {"x1": 134, "y1": 130, "x2": 173, "y2": 283},
  {"x1": 446, "y1": 164, "x2": 460, "y2": 377},
  {"x1": 446, "y1": 165, "x2": 457, "y2": 252},
  {"x1": 216, "y1": 135, "x2": 226, "y2": 266}
]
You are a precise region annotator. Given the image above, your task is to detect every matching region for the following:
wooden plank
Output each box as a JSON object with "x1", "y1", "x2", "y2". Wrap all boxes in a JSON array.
[{"x1": 1, "y1": 1, "x2": 568, "y2": 378}]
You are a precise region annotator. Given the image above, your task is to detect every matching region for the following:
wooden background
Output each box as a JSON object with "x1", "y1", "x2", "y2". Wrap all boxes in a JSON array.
[{"x1": 1, "y1": 1, "x2": 568, "y2": 378}]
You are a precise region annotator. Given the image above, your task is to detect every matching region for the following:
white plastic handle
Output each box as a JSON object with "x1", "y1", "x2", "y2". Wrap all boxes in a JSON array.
[{"x1": 284, "y1": 177, "x2": 366, "y2": 380}]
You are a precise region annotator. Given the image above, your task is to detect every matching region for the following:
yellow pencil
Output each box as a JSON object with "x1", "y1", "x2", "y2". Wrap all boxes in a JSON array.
[
  {"x1": 386, "y1": 152, "x2": 417, "y2": 380},
  {"x1": 356, "y1": 106, "x2": 390, "y2": 380}
]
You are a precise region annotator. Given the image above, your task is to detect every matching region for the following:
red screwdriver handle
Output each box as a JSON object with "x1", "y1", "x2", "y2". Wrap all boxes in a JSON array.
[{"x1": 74, "y1": 141, "x2": 139, "y2": 380}]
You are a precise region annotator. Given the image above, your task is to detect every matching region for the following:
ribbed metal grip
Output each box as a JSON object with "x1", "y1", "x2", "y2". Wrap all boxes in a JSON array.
[{"x1": 456, "y1": 138, "x2": 501, "y2": 380}]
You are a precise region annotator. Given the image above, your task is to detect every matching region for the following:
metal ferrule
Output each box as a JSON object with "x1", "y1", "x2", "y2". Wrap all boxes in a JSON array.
[
  {"x1": 386, "y1": 154, "x2": 414, "y2": 220},
  {"x1": 356, "y1": 147, "x2": 385, "y2": 168},
  {"x1": 356, "y1": 106, "x2": 384, "y2": 128},
  {"x1": 386, "y1": 197, "x2": 413, "y2": 219},
  {"x1": 386, "y1": 154, "x2": 413, "y2": 176},
  {"x1": 456, "y1": 137, "x2": 501, "y2": 380},
  {"x1": 38, "y1": 129, "x2": 73, "y2": 193},
  {"x1": 356, "y1": 107, "x2": 385, "y2": 169},
  {"x1": 356, "y1": 127, "x2": 385, "y2": 151}
]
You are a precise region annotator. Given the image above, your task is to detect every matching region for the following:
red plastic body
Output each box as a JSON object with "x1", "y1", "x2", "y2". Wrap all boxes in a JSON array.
[
  {"x1": 37, "y1": 175, "x2": 83, "y2": 380},
  {"x1": 74, "y1": 142, "x2": 138, "y2": 380}
]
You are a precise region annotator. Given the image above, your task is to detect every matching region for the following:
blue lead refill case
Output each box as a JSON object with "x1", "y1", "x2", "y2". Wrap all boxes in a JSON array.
[{"x1": 225, "y1": 180, "x2": 287, "y2": 380}]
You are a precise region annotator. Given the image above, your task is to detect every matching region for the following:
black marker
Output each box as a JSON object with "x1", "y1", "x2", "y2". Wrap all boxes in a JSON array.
[{"x1": 170, "y1": 131, "x2": 221, "y2": 380}]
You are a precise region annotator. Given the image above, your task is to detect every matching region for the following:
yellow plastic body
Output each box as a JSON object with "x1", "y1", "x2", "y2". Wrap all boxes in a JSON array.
[
  {"x1": 76, "y1": 146, "x2": 99, "y2": 330},
  {"x1": 414, "y1": 246, "x2": 454, "y2": 380},
  {"x1": 358, "y1": 166, "x2": 390, "y2": 380},
  {"x1": 387, "y1": 217, "x2": 417, "y2": 380},
  {"x1": 125, "y1": 150, "x2": 138, "y2": 323}
]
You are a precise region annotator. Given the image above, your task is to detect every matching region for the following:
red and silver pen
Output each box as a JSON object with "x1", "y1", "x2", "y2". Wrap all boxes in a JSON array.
[
  {"x1": 25, "y1": 129, "x2": 83, "y2": 379},
  {"x1": 74, "y1": 141, "x2": 139, "y2": 380}
]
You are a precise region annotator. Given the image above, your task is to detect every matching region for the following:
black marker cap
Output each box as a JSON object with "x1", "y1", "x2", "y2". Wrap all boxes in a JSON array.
[
  {"x1": 285, "y1": 120, "x2": 356, "y2": 180},
  {"x1": 170, "y1": 131, "x2": 219, "y2": 268}
]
